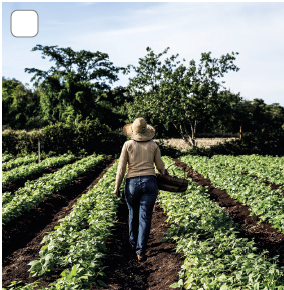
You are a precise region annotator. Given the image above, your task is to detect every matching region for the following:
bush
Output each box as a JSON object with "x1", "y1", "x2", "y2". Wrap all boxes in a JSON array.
[{"x1": 2, "y1": 119, "x2": 126, "y2": 157}]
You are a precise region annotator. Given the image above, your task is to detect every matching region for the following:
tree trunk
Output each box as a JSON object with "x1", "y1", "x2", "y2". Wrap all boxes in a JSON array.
[
  {"x1": 240, "y1": 123, "x2": 242, "y2": 140},
  {"x1": 173, "y1": 123, "x2": 195, "y2": 147},
  {"x1": 190, "y1": 119, "x2": 197, "y2": 147}
]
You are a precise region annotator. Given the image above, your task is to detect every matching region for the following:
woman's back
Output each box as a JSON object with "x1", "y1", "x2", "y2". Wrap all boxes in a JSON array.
[{"x1": 126, "y1": 140, "x2": 160, "y2": 177}]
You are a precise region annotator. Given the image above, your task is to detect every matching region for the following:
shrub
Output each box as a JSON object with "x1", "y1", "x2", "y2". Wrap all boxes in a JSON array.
[{"x1": 2, "y1": 119, "x2": 126, "y2": 157}]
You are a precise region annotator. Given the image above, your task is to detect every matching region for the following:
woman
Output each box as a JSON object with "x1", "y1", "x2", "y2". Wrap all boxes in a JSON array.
[{"x1": 113, "y1": 117, "x2": 168, "y2": 262}]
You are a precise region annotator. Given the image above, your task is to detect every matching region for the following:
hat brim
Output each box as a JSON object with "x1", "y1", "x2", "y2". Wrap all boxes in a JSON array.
[{"x1": 122, "y1": 123, "x2": 156, "y2": 142}]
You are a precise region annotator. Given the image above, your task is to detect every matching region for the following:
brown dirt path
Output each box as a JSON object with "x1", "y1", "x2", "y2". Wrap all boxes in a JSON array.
[
  {"x1": 173, "y1": 158, "x2": 284, "y2": 269},
  {"x1": 91, "y1": 198, "x2": 184, "y2": 290}
]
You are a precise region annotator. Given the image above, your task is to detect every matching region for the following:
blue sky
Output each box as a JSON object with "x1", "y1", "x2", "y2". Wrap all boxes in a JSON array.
[{"x1": 2, "y1": 2, "x2": 284, "y2": 106}]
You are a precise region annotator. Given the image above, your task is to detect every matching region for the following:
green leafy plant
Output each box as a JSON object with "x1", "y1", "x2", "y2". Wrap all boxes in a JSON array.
[
  {"x1": 2, "y1": 153, "x2": 38, "y2": 170},
  {"x1": 212, "y1": 154, "x2": 284, "y2": 188},
  {"x1": 2, "y1": 153, "x2": 15, "y2": 163}
]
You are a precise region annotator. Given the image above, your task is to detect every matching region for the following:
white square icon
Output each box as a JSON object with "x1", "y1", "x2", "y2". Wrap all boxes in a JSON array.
[{"x1": 11, "y1": 10, "x2": 38, "y2": 37}]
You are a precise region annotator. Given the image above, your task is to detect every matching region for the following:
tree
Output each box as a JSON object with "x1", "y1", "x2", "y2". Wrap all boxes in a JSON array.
[
  {"x1": 24, "y1": 45, "x2": 123, "y2": 124},
  {"x1": 2, "y1": 77, "x2": 44, "y2": 129},
  {"x1": 197, "y1": 89, "x2": 242, "y2": 135},
  {"x1": 124, "y1": 47, "x2": 239, "y2": 146}
]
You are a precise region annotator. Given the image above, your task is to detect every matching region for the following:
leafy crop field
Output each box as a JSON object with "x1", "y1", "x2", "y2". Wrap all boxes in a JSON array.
[
  {"x1": 160, "y1": 156, "x2": 284, "y2": 289},
  {"x1": 2, "y1": 152, "x2": 284, "y2": 289},
  {"x1": 181, "y1": 155, "x2": 284, "y2": 233},
  {"x1": 211, "y1": 154, "x2": 284, "y2": 188},
  {"x1": 2, "y1": 154, "x2": 104, "y2": 225},
  {"x1": 2, "y1": 153, "x2": 75, "y2": 186},
  {"x1": 2, "y1": 153, "x2": 38, "y2": 171}
]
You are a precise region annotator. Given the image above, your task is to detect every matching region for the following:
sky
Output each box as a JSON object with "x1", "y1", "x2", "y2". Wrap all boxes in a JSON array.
[{"x1": 1, "y1": 1, "x2": 284, "y2": 107}]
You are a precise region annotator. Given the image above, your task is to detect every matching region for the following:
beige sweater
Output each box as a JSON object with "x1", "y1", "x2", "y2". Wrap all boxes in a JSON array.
[{"x1": 115, "y1": 140, "x2": 166, "y2": 189}]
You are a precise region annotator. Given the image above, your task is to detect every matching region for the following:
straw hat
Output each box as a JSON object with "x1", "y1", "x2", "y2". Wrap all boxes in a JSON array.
[{"x1": 123, "y1": 117, "x2": 156, "y2": 141}]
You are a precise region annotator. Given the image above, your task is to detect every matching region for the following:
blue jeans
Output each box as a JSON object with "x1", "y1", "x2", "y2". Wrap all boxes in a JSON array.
[{"x1": 124, "y1": 175, "x2": 158, "y2": 255}]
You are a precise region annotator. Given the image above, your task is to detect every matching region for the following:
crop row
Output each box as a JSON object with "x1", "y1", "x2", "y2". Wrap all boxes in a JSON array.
[
  {"x1": 2, "y1": 153, "x2": 15, "y2": 163},
  {"x1": 180, "y1": 155, "x2": 284, "y2": 233},
  {"x1": 2, "y1": 153, "x2": 75, "y2": 186},
  {"x1": 211, "y1": 154, "x2": 284, "y2": 188},
  {"x1": 2, "y1": 154, "x2": 38, "y2": 171},
  {"x1": 3, "y1": 159, "x2": 121, "y2": 290},
  {"x1": 2, "y1": 153, "x2": 104, "y2": 226},
  {"x1": 159, "y1": 156, "x2": 284, "y2": 289}
]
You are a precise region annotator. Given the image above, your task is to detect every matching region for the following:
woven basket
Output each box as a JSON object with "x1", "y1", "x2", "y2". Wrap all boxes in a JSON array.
[{"x1": 156, "y1": 164, "x2": 188, "y2": 193}]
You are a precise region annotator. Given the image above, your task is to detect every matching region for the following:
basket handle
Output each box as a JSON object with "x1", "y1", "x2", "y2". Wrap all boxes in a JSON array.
[
  {"x1": 166, "y1": 163, "x2": 176, "y2": 170},
  {"x1": 166, "y1": 163, "x2": 187, "y2": 180},
  {"x1": 166, "y1": 163, "x2": 178, "y2": 176}
]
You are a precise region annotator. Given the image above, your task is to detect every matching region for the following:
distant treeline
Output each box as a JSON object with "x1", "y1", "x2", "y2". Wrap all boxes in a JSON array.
[
  {"x1": 2, "y1": 45, "x2": 284, "y2": 151},
  {"x1": 2, "y1": 79, "x2": 284, "y2": 139}
]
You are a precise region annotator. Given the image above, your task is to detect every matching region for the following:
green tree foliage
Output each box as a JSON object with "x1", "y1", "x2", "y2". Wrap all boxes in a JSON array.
[
  {"x1": 230, "y1": 99, "x2": 284, "y2": 138},
  {"x1": 24, "y1": 45, "x2": 125, "y2": 128},
  {"x1": 98, "y1": 85, "x2": 133, "y2": 131},
  {"x1": 124, "y1": 47, "x2": 240, "y2": 146},
  {"x1": 198, "y1": 90, "x2": 242, "y2": 135},
  {"x1": 2, "y1": 77, "x2": 46, "y2": 129}
]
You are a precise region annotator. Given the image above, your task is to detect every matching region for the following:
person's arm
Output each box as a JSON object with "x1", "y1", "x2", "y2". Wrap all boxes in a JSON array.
[
  {"x1": 154, "y1": 146, "x2": 168, "y2": 175},
  {"x1": 113, "y1": 142, "x2": 128, "y2": 196}
]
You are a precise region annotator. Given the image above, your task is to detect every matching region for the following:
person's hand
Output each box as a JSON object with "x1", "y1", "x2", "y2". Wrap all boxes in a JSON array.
[
  {"x1": 164, "y1": 169, "x2": 169, "y2": 175},
  {"x1": 113, "y1": 188, "x2": 120, "y2": 197}
]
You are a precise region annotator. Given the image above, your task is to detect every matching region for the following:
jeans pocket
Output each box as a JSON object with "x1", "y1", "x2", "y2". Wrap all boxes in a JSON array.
[
  {"x1": 125, "y1": 180, "x2": 137, "y2": 206},
  {"x1": 128, "y1": 181, "x2": 136, "y2": 196},
  {"x1": 145, "y1": 177, "x2": 158, "y2": 195}
]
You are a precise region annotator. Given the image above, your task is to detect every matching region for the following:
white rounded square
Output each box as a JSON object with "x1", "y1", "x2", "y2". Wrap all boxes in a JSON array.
[{"x1": 11, "y1": 10, "x2": 38, "y2": 37}]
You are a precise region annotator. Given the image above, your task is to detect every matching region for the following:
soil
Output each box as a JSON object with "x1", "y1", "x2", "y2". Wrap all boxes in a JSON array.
[
  {"x1": 91, "y1": 200, "x2": 184, "y2": 290},
  {"x1": 173, "y1": 158, "x2": 284, "y2": 269},
  {"x1": 2, "y1": 156, "x2": 284, "y2": 289}
]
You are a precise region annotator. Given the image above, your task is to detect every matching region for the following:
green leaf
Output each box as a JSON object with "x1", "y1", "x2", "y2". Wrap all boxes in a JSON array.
[
  {"x1": 71, "y1": 265, "x2": 77, "y2": 276},
  {"x1": 97, "y1": 280, "x2": 108, "y2": 287},
  {"x1": 170, "y1": 282, "x2": 180, "y2": 288}
]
